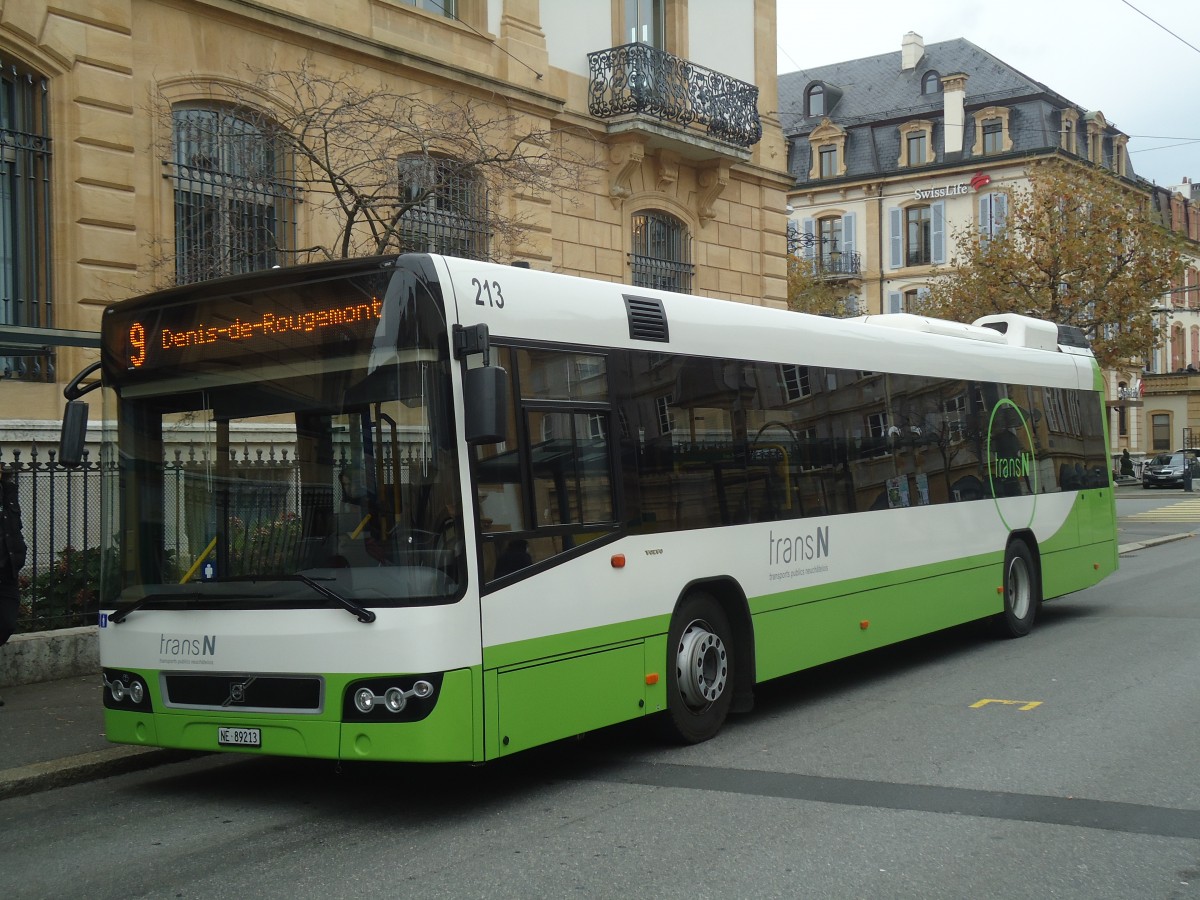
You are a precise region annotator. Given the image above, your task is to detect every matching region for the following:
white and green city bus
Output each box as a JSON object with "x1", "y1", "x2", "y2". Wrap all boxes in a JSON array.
[{"x1": 62, "y1": 253, "x2": 1117, "y2": 761}]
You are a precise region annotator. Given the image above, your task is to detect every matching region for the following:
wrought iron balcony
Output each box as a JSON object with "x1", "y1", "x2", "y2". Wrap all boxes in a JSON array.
[
  {"x1": 588, "y1": 43, "x2": 762, "y2": 149},
  {"x1": 810, "y1": 252, "x2": 861, "y2": 279},
  {"x1": 787, "y1": 230, "x2": 862, "y2": 280}
]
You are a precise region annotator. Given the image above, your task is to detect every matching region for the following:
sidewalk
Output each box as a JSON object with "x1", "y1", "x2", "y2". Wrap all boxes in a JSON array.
[
  {"x1": 1, "y1": 531, "x2": 1193, "y2": 802},
  {"x1": 0, "y1": 674, "x2": 193, "y2": 800}
]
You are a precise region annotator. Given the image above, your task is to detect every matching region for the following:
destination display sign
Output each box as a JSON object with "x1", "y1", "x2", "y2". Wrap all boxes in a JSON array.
[{"x1": 103, "y1": 280, "x2": 386, "y2": 378}]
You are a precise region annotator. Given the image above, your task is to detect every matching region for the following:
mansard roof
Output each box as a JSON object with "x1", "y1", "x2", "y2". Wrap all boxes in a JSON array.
[
  {"x1": 778, "y1": 38, "x2": 1055, "y2": 135},
  {"x1": 778, "y1": 37, "x2": 1133, "y2": 184}
]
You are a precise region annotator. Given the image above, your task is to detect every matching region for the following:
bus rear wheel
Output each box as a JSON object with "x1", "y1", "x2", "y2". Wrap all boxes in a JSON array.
[
  {"x1": 662, "y1": 592, "x2": 734, "y2": 744},
  {"x1": 993, "y1": 540, "x2": 1039, "y2": 638}
]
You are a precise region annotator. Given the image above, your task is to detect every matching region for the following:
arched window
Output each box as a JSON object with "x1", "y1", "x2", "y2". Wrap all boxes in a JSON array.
[
  {"x1": 170, "y1": 104, "x2": 297, "y2": 284},
  {"x1": 806, "y1": 84, "x2": 824, "y2": 118},
  {"x1": 630, "y1": 211, "x2": 693, "y2": 293},
  {"x1": 922, "y1": 71, "x2": 941, "y2": 94},
  {"x1": 396, "y1": 155, "x2": 488, "y2": 260},
  {"x1": 1, "y1": 59, "x2": 53, "y2": 381}
]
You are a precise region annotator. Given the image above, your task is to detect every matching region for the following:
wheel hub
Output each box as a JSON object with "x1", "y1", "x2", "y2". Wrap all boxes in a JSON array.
[
  {"x1": 1008, "y1": 557, "x2": 1030, "y2": 619},
  {"x1": 676, "y1": 619, "x2": 728, "y2": 710}
]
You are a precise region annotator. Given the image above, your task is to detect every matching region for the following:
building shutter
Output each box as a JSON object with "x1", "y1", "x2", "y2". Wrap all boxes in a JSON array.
[
  {"x1": 887, "y1": 291, "x2": 903, "y2": 314},
  {"x1": 979, "y1": 193, "x2": 1009, "y2": 245},
  {"x1": 801, "y1": 218, "x2": 816, "y2": 260},
  {"x1": 841, "y1": 212, "x2": 856, "y2": 263},
  {"x1": 991, "y1": 193, "x2": 1008, "y2": 234},
  {"x1": 931, "y1": 200, "x2": 946, "y2": 265},
  {"x1": 888, "y1": 207, "x2": 902, "y2": 269}
]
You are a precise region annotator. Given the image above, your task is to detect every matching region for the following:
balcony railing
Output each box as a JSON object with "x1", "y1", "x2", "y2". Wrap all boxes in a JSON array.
[
  {"x1": 587, "y1": 43, "x2": 762, "y2": 149},
  {"x1": 807, "y1": 252, "x2": 861, "y2": 279}
]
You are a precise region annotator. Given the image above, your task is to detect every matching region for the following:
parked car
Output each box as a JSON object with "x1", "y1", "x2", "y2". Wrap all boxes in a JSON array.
[{"x1": 1141, "y1": 449, "x2": 1200, "y2": 488}]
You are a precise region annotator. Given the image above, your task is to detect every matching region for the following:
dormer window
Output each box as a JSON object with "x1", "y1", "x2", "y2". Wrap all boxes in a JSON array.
[
  {"x1": 1113, "y1": 135, "x2": 1128, "y2": 176},
  {"x1": 982, "y1": 120, "x2": 1002, "y2": 154},
  {"x1": 971, "y1": 106, "x2": 1012, "y2": 156},
  {"x1": 806, "y1": 83, "x2": 825, "y2": 117},
  {"x1": 922, "y1": 71, "x2": 941, "y2": 94},
  {"x1": 898, "y1": 120, "x2": 933, "y2": 167},
  {"x1": 807, "y1": 118, "x2": 847, "y2": 180}
]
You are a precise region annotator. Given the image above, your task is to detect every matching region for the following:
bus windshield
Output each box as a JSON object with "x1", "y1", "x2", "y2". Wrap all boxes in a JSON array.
[{"x1": 99, "y1": 260, "x2": 465, "y2": 614}]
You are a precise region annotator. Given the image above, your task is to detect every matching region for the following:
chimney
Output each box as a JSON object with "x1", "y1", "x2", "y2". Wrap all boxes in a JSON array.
[
  {"x1": 902, "y1": 32, "x2": 924, "y2": 71},
  {"x1": 941, "y1": 73, "x2": 968, "y2": 160}
]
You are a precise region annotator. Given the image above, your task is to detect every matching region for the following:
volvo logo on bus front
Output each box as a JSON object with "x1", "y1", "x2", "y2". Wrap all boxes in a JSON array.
[{"x1": 225, "y1": 677, "x2": 256, "y2": 706}]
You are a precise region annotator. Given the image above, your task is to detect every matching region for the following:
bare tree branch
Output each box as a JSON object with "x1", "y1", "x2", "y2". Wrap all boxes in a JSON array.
[{"x1": 150, "y1": 59, "x2": 598, "y2": 280}]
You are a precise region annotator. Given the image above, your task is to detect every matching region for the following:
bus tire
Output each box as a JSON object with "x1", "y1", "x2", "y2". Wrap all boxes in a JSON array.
[
  {"x1": 993, "y1": 540, "x2": 1039, "y2": 638},
  {"x1": 661, "y1": 592, "x2": 734, "y2": 744}
]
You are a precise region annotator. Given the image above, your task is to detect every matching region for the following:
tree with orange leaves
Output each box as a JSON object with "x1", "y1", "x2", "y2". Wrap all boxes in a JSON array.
[{"x1": 917, "y1": 162, "x2": 1182, "y2": 368}]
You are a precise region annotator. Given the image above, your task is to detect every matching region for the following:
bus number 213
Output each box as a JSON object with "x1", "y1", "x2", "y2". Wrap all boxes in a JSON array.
[{"x1": 472, "y1": 278, "x2": 505, "y2": 309}]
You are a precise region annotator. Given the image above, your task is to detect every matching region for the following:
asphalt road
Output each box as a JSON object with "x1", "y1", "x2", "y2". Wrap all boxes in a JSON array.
[{"x1": 1, "y1": 513, "x2": 1198, "y2": 900}]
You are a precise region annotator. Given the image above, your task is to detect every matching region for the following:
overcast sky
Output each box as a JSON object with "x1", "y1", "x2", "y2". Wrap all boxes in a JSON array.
[{"x1": 776, "y1": 0, "x2": 1199, "y2": 189}]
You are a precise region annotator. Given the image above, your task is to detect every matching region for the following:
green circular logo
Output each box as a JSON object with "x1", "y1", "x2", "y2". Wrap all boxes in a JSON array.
[{"x1": 986, "y1": 398, "x2": 1037, "y2": 531}]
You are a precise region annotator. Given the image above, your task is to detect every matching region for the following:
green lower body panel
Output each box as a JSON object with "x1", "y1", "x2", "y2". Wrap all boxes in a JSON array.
[
  {"x1": 491, "y1": 642, "x2": 649, "y2": 757},
  {"x1": 105, "y1": 707, "x2": 343, "y2": 759},
  {"x1": 1042, "y1": 540, "x2": 1117, "y2": 599},
  {"x1": 753, "y1": 562, "x2": 1000, "y2": 682}
]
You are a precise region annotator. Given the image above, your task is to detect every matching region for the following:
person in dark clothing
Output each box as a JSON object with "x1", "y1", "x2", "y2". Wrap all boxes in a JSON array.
[
  {"x1": 0, "y1": 465, "x2": 28, "y2": 707},
  {"x1": 493, "y1": 538, "x2": 532, "y2": 579}
]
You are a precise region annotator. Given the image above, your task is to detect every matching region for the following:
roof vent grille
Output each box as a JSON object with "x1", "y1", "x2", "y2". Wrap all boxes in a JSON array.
[{"x1": 624, "y1": 295, "x2": 669, "y2": 342}]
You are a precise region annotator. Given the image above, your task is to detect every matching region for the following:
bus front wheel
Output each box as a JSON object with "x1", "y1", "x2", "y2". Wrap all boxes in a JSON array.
[
  {"x1": 662, "y1": 592, "x2": 734, "y2": 744},
  {"x1": 993, "y1": 540, "x2": 1039, "y2": 638}
]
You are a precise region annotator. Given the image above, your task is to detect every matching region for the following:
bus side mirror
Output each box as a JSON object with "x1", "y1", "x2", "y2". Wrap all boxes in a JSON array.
[
  {"x1": 464, "y1": 365, "x2": 508, "y2": 445},
  {"x1": 60, "y1": 400, "x2": 89, "y2": 468}
]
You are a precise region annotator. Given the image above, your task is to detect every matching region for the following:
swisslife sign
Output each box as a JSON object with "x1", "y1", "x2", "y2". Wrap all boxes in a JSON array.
[{"x1": 914, "y1": 172, "x2": 991, "y2": 200}]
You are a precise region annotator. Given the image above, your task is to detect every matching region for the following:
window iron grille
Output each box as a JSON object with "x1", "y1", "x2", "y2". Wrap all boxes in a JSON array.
[
  {"x1": 0, "y1": 61, "x2": 54, "y2": 382},
  {"x1": 630, "y1": 211, "x2": 693, "y2": 293},
  {"x1": 396, "y1": 156, "x2": 489, "y2": 260},
  {"x1": 167, "y1": 106, "x2": 300, "y2": 285}
]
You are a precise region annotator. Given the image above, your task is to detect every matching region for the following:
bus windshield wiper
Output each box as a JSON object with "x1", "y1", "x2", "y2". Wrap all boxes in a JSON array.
[
  {"x1": 292, "y1": 574, "x2": 377, "y2": 624},
  {"x1": 109, "y1": 592, "x2": 201, "y2": 625},
  {"x1": 109, "y1": 589, "x2": 271, "y2": 624}
]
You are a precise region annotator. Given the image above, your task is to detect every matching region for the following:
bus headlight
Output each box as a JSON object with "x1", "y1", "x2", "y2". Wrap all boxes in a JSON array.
[
  {"x1": 342, "y1": 674, "x2": 444, "y2": 723},
  {"x1": 384, "y1": 687, "x2": 407, "y2": 713},
  {"x1": 102, "y1": 669, "x2": 154, "y2": 712},
  {"x1": 354, "y1": 687, "x2": 376, "y2": 714}
]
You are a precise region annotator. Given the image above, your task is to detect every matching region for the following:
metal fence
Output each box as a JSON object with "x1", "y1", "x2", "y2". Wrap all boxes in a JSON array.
[
  {"x1": 2, "y1": 440, "x2": 431, "y2": 633},
  {"x1": 2, "y1": 444, "x2": 105, "y2": 632}
]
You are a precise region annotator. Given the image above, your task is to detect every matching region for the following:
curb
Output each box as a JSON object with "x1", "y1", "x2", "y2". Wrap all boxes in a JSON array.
[
  {"x1": 0, "y1": 746, "x2": 200, "y2": 801},
  {"x1": 1118, "y1": 532, "x2": 1195, "y2": 555}
]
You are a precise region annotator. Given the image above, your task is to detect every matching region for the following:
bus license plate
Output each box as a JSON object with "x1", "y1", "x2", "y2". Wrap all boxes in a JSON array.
[{"x1": 218, "y1": 726, "x2": 261, "y2": 747}]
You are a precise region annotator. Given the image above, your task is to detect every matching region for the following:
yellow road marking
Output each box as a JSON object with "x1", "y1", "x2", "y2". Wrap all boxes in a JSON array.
[
  {"x1": 970, "y1": 698, "x2": 1043, "y2": 711},
  {"x1": 1125, "y1": 499, "x2": 1200, "y2": 522}
]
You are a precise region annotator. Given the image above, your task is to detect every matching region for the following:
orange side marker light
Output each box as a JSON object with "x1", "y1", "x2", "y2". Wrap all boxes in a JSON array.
[
  {"x1": 859, "y1": 620, "x2": 869, "y2": 630},
  {"x1": 645, "y1": 673, "x2": 659, "y2": 685},
  {"x1": 611, "y1": 553, "x2": 626, "y2": 568}
]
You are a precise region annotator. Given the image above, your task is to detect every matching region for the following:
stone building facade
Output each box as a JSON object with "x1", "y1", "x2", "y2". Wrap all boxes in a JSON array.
[{"x1": 0, "y1": 0, "x2": 791, "y2": 444}]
